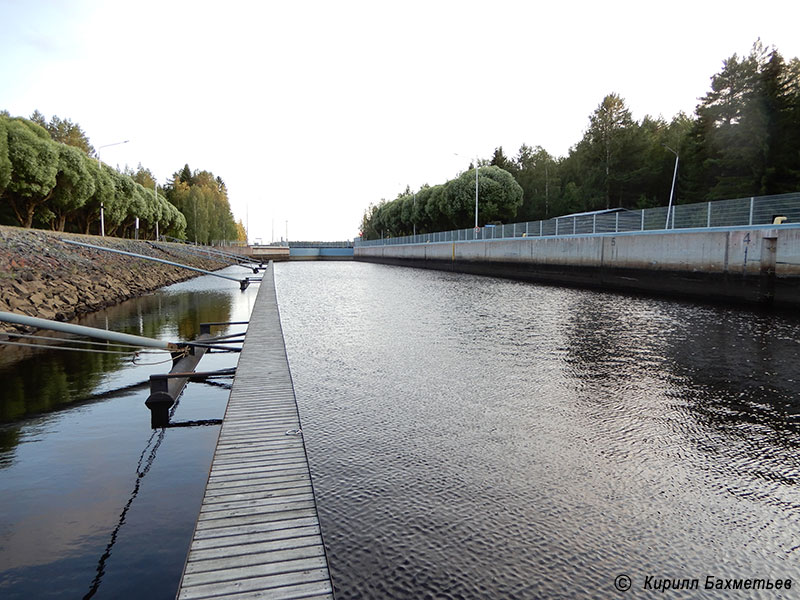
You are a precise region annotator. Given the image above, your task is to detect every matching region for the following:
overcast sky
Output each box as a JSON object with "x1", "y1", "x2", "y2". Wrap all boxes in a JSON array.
[{"x1": 2, "y1": 0, "x2": 799, "y2": 241}]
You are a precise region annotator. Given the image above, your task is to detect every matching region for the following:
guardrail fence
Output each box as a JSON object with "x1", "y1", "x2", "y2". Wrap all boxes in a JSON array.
[{"x1": 356, "y1": 192, "x2": 800, "y2": 247}]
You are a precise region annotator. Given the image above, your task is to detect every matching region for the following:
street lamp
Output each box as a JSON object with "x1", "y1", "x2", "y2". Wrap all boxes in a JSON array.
[
  {"x1": 474, "y1": 160, "x2": 479, "y2": 229},
  {"x1": 663, "y1": 144, "x2": 679, "y2": 230},
  {"x1": 96, "y1": 140, "x2": 129, "y2": 236},
  {"x1": 153, "y1": 179, "x2": 159, "y2": 241}
]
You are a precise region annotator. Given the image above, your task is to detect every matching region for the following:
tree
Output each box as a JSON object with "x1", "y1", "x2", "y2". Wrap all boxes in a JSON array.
[
  {"x1": 130, "y1": 164, "x2": 156, "y2": 189},
  {"x1": 586, "y1": 93, "x2": 636, "y2": 208},
  {"x1": 48, "y1": 144, "x2": 95, "y2": 231},
  {"x1": 512, "y1": 144, "x2": 559, "y2": 220},
  {"x1": 440, "y1": 173, "x2": 476, "y2": 227},
  {"x1": 0, "y1": 112, "x2": 237, "y2": 239},
  {"x1": 2, "y1": 118, "x2": 59, "y2": 227},
  {"x1": 104, "y1": 168, "x2": 135, "y2": 235},
  {"x1": 399, "y1": 193, "x2": 415, "y2": 233},
  {"x1": 0, "y1": 117, "x2": 11, "y2": 196},
  {"x1": 781, "y1": 58, "x2": 800, "y2": 190},
  {"x1": 490, "y1": 146, "x2": 513, "y2": 172},
  {"x1": 29, "y1": 110, "x2": 47, "y2": 129},
  {"x1": 436, "y1": 166, "x2": 523, "y2": 228},
  {"x1": 357, "y1": 41, "x2": 800, "y2": 236},
  {"x1": 372, "y1": 200, "x2": 389, "y2": 238},
  {"x1": 424, "y1": 184, "x2": 449, "y2": 231},
  {"x1": 381, "y1": 199, "x2": 403, "y2": 237},
  {"x1": 30, "y1": 111, "x2": 94, "y2": 156},
  {"x1": 474, "y1": 166, "x2": 524, "y2": 223},
  {"x1": 359, "y1": 202, "x2": 380, "y2": 239},
  {"x1": 235, "y1": 219, "x2": 247, "y2": 242},
  {"x1": 411, "y1": 185, "x2": 431, "y2": 233},
  {"x1": 164, "y1": 165, "x2": 238, "y2": 243},
  {"x1": 686, "y1": 41, "x2": 772, "y2": 200},
  {"x1": 178, "y1": 164, "x2": 194, "y2": 185},
  {"x1": 761, "y1": 52, "x2": 800, "y2": 193},
  {"x1": 74, "y1": 159, "x2": 115, "y2": 234},
  {"x1": 47, "y1": 116, "x2": 95, "y2": 156}
]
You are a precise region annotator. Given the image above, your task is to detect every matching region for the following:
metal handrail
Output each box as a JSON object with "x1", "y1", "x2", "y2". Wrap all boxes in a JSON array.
[{"x1": 356, "y1": 192, "x2": 800, "y2": 247}]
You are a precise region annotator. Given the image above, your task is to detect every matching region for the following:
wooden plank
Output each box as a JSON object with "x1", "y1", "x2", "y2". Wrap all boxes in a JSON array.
[
  {"x1": 189, "y1": 526, "x2": 322, "y2": 551},
  {"x1": 192, "y1": 516, "x2": 322, "y2": 542},
  {"x1": 178, "y1": 263, "x2": 334, "y2": 599}
]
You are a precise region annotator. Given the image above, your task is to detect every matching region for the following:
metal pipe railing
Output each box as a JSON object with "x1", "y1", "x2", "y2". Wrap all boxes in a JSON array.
[
  {"x1": 61, "y1": 239, "x2": 254, "y2": 289},
  {"x1": 0, "y1": 311, "x2": 180, "y2": 351},
  {"x1": 151, "y1": 242, "x2": 262, "y2": 272}
]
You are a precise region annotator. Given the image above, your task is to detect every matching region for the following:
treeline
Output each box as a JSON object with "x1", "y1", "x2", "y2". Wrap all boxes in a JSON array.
[
  {"x1": 361, "y1": 41, "x2": 800, "y2": 239},
  {"x1": 164, "y1": 165, "x2": 241, "y2": 244},
  {"x1": 361, "y1": 166, "x2": 524, "y2": 239},
  {"x1": 0, "y1": 111, "x2": 243, "y2": 243}
]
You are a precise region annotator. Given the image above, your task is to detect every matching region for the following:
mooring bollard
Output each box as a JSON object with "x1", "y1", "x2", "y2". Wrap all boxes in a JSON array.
[
  {"x1": 145, "y1": 341, "x2": 207, "y2": 428},
  {"x1": 145, "y1": 390, "x2": 175, "y2": 429}
]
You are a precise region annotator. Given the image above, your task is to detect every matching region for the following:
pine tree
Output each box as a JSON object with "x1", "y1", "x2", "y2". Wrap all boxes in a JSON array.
[
  {"x1": 691, "y1": 42, "x2": 770, "y2": 199},
  {"x1": 178, "y1": 164, "x2": 193, "y2": 185},
  {"x1": 586, "y1": 93, "x2": 636, "y2": 209},
  {"x1": 490, "y1": 147, "x2": 513, "y2": 172}
]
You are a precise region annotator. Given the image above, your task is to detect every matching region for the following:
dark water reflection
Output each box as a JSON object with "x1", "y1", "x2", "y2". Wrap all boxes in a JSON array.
[
  {"x1": 275, "y1": 262, "x2": 800, "y2": 600},
  {"x1": 0, "y1": 267, "x2": 254, "y2": 599},
  {"x1": 0, "y1": 284, "x2": 235, "y2": 425}
]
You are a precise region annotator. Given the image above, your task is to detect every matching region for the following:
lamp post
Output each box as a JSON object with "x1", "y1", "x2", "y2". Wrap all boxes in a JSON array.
[
  {"x1": 154, "y1": 179, "x2": 159, "y2": 241},
  {"x1": 664, "y1": 144, "x2": 679, "y2": 230},
  {"x1": 96, "y1": 140, "x2": 129, "y2": 236}
]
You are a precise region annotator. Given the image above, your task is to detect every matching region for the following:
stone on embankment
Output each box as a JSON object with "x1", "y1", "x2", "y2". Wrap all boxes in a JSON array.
[{"x1": 0, "y1": 225, "x2": 242, "y2": 334}]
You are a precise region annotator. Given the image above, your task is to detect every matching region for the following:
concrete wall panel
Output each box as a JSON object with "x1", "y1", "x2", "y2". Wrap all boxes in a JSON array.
[{"x1": 355, "y1": 225, "x2": 800, "y2": 306}]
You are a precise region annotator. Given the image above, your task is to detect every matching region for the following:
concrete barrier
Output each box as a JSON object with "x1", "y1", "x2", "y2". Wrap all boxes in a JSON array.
[
  {"x1": 289, "y1": 247, "x2": 353, "y2": 260},
  {"x1": 355, "y1": 225, "x2": 800, "y2": 307}
]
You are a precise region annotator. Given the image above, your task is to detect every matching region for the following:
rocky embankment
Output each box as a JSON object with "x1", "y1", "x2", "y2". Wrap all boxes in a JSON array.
[{"x1": 0, "y1": 225, "x2": 237, "y2": 332}]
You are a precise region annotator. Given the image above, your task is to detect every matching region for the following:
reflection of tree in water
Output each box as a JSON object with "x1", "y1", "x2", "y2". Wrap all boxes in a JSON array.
[
  {"x1": 654, "y1": 310, "x2": 800, "y2": 493},
  {"x1": 94, "y1": 290, "x2": 234, "y2": 342},
  {"x1": 0, "y1": 285, "x2": 233, "y2": 459},
  {"x1": 559, "y1": 292, "x2": 673, "y2": 385},
  {"x1": 0, "y1": 348, "x2": 124, "y2": 422},
  {"x1": 78, "y1": 289, "x2": 233, "y2": 344},
  {"x1": 561, "y1": 292, "x2": 800, "y2": 504},
  {"x1": 172, "y1": 292, "x2": 233, "y2": 341},
  {"x1": 561, "y1": 294, "x2": 800, "y2": 426},
  {"x1": 0, "y1": 427, "x2": 21, "y2": 466}
]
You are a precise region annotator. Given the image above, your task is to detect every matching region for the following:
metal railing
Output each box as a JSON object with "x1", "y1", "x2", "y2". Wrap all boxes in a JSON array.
[{"x1": 356, "y1": 192, "x2": 800, "y2": 247}]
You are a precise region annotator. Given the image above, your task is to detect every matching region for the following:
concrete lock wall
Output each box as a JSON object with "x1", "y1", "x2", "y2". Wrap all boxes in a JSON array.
[
  {"x1": 289, "y1": 247, "x2": 354, "y2": 260},
  {"x1": 355, "y1": 226, "x2": 800, "y2": 307}
]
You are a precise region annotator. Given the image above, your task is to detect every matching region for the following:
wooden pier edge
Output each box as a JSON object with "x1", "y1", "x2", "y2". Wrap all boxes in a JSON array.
[{"x1": 177, "y1": 262, "x2": 334, "y2": 600}]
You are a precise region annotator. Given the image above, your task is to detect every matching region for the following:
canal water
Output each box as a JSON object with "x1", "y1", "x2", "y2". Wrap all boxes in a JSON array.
[
  {"x1": 0, "y1": 267, "x2": 255, "y2": 599},
  {"x1": 274, "y1": 261, "x2": 800, "y2": 599},
  {"x1": 2, "y1": 261, "x2": 799, "y2": 599}
]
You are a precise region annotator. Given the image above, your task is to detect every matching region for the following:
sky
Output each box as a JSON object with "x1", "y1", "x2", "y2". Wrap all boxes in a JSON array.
[{"x1": 2, "y1": 0, "x2": 800, "y2": 242}]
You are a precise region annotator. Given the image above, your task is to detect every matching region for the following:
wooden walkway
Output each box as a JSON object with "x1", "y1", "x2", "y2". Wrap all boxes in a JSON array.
[{"x1": 178, "y1": 263, "x2": 334, "y2": 600}]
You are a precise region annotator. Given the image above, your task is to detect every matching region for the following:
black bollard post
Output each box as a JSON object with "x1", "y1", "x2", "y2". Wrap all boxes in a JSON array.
[{"x1": 145, "y1": 391, "x2": 174, "y2": 428}]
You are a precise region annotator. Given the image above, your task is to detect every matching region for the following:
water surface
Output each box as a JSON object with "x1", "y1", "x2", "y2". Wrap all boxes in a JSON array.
[
  {"x1": 0, "y1": 267, "x2": 255, "y2": 599},
  {"x1": 276, "y1": 261, "x2": 800, "y2": 599}
]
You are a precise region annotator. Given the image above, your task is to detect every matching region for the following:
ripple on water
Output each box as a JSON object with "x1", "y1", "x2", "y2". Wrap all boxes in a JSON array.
[{"x1": 276, "y1": 262, "x2": 800, "y2": 599}]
